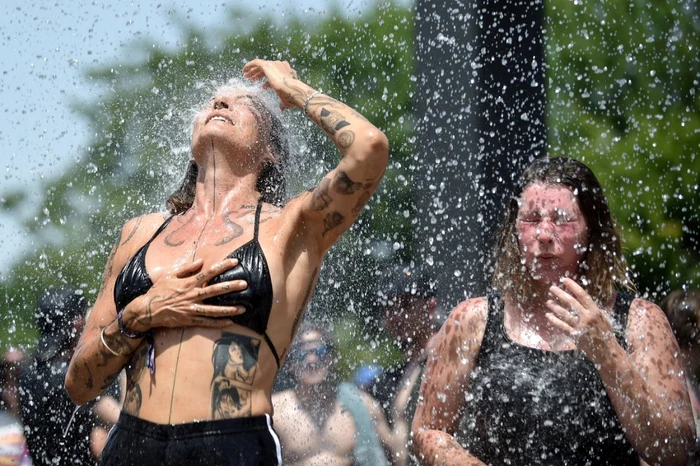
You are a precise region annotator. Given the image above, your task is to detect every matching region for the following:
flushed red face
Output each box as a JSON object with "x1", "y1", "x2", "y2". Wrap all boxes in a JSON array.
[
  {"x1": 190, "y1": 89, "x2": 272, "y2": 164},
  {"x1": 516, "y1": 183, "x2": 589, "y2": 285}
]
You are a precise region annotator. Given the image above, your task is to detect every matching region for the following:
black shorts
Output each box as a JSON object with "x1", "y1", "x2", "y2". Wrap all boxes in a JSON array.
[{"x1": 101, "y1": 412, "x2": 282, "y2": 466}]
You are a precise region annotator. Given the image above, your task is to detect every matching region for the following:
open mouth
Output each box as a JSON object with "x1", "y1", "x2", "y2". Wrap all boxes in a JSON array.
[{"x1": 207, "y1": 114, "x2": 234, "y2": 125}]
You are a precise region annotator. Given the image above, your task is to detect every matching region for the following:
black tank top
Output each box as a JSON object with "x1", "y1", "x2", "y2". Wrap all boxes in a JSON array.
[
  {"x1": 462, "y1": 293, "x2": 638, "y2": 465},
  {"x1": 113, "y1": 199, "x2": 280, "y2": 368}
]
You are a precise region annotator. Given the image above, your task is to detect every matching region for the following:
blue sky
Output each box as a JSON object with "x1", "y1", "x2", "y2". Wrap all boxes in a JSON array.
[{"x1": 0, "y1": 0, "x2": 406, "y2": 275}]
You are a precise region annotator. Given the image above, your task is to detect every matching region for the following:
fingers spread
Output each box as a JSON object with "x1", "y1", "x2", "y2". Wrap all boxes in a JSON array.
[
  {"x1": 190, "y1": 316, "x2": 238, "y2": 329},
  {"x1": 560, "y1": 278, "x2": 594, "y2": 307},
  {"x1": 174, "y1": 258, "x2": 204, "y2": 278},
  {"x1": 199, "y1": 280, "x2": 248, "y2": 299},
  {"x1": 545, "y1": 312, "x2": 573, "y2": 333},
  {"x1": 192, "y1": 304, "x2": 246, "y2": 318},
  {"x1": 549, "y1": 285, "x2": 578, "y2": 308},
  {"x1": 547, "y1": 299, "x2": 578, "y2": 327},
  {"x1": 193, "y1": 258, "x2": 240, "y2": 286}
]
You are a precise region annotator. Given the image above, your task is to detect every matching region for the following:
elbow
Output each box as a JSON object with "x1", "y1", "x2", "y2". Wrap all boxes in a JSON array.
[
  {"x1": 353, "y1": 128, "x2": 389, "y2": 171},
  {"x1": 64, "y1": 368, "x2": 92, "y2": 406},
  {"x1": 369, "y1": 129, "x2": 390, "y2": 166}
]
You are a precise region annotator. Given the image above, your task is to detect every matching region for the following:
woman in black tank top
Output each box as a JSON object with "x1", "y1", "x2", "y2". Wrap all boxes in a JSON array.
[
  {"x1": 65, "y1": 59, "x2": 389, "y2": 466},
  {"x1": 412, "y1": 157, "x2": 694, "y2": 465}
]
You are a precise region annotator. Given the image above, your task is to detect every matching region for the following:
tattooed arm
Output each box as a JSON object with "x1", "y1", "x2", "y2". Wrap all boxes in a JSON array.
[
  {"x1": 243, "y1": 59, "x2": 389, "y2": 250},
  {"x1": 65, "y1": 214, "x2": 248, "y2": 405}
]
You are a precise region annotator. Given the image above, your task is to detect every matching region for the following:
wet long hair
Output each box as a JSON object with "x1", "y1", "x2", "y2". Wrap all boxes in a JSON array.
[
  {"x1": 492, "y1": 157, "x2": 633, "y2": 305},
  {"x1": 166, "y1": 90, "x2": 289, "y2": 214}
]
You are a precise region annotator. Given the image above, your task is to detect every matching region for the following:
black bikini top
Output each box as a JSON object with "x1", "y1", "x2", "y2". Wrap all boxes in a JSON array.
[{"x1": 113, "y1": 199, "x2": 280, "y2": 369}]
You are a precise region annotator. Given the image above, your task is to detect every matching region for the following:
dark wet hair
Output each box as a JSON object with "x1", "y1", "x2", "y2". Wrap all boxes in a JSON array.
[
  {"x1": 166, "y1": 93, "x2": 289, "y2": 214},
  {"x1": 660, "y1": 288, "x2": 700, "y2": 348},
  {"x1": 492, "y1": 157, "x2": 632, "y2": 304},
  {"x1": 293, "y1": 321, "x2": 336, "y2": 355}
]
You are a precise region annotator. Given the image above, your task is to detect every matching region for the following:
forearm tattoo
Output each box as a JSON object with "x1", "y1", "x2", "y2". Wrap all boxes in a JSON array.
[
  {"x1": 102, "y1": 328, "x2": 134, "y2": 356},
  {"x1": 319, "y1": 108, "x2": 351, "y2": 136},
  {"x1": 83, "y1": 362, "x2": 94, "y2": 391},
  {"x1": 304, "y1": 94, "x2": 357, "y2": 149},
  {"x1": 210, "y1": 333, "x2": 261, "y2": 419},
  {"x1": 281, "y1": 77, "x2": 308, "y2": 105},
  {"x1": 131, "y1": 295, "x2": 158, "y2": 329}
]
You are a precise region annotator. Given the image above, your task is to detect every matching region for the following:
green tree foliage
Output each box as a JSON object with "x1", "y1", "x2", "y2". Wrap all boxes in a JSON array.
[
  {"x1": 0, "y1": 1, "x2": 415, "y2": 352},
  {"x1": 546, "y1": 0, "x2": 700, "y2": 297}
]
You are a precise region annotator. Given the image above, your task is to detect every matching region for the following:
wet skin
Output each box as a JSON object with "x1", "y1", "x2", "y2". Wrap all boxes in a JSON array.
[
  {"x1": 64, "y1": 59, "x2": 389, "y2": 427},
  {"x1": 412, "y1": 183, "x2": 694, "y2": 466}
]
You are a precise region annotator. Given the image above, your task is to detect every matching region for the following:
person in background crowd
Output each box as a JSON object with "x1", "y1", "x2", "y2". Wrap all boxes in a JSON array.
[
  {"x1": 0, "y1": 349, "x2": 25, "y2": 418},
  {"x1": 272, "y1": 322, "x2": 403, "y2": 465},
  {"x1": 19, "y1": 288, "x2": 118, "y2": 465},
  {"x1": 0, "y1": 353, "x2": 31, "y2": 466},
  {"x1": 660, "y1": 287, "x2": 700, "y2": 464},
  {"x1": 368, "y1": 265, "x2": 439, "y2": 464},
  {"x1": 412, "y1": 157, "x2": 694, "y2": 465}
]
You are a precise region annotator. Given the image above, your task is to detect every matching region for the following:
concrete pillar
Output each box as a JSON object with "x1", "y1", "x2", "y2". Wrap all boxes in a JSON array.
[{"x1": 413, "y1": 0, "x2": 546, "y2": 306}]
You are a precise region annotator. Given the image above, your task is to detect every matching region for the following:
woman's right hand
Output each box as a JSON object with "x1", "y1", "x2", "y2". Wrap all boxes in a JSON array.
[
  {"x1": 242, "y1": 59, "x2": 301, "y2": 110},
  {"x1": 120, "y1": 258, "x2": 247, "y2": 333}
]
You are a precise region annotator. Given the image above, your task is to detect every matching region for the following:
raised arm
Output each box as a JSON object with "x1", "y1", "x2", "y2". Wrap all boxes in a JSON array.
[
  {"x1": 242, "y1": 59, "x2": 389, "y2": 251},
  {"x1": 411, "y1": 299, "x2": 489, "y2": 466},
  {"x1": 65, "y1": 214, "x2": 247, "y2": 405},
  {"x1": 547, "y1": 278, "x2": 695, "y2": 465},
  {"x1": 361, "y1": 390, "x2": 407, "y2": 466}
]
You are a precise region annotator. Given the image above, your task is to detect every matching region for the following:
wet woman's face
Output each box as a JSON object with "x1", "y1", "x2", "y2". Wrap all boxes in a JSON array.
[
  {"x1": 190, "y1": 90, "x2": 269, "y2": 161},
  {"x1": 516, "y1": 183, "x2": 589, "y2": 285}
]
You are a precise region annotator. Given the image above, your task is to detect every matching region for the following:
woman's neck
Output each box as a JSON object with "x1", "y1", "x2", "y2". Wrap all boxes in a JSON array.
[
  {"x1": 503, "y1": 293, "x2": 573, "y2": 350},
  {"x1": 191, "y1": 170, "x2": 260, "y2": 216}
]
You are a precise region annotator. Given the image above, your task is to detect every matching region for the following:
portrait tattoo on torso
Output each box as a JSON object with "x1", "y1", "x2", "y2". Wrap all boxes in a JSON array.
[{"x1": 210, "y1": 332, "x2": 261, "y2": 419}]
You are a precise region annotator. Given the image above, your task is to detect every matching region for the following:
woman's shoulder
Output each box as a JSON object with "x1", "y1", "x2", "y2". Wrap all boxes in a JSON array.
[
  {"x1": 115, "y1": 212, "x2": 171, "y2": 254},
  {"x1": 120, "y1": 212, "x2": 169, "y2": 234},
  {"x1": 435, "y1": 296, "x2": 489, "y2": 345},
  {"x1": 627, "y1": 296, "x2": 667, "y2": 324},
  {"x1": 447, "y1": 296, "x2": 489, "y2": 324}
]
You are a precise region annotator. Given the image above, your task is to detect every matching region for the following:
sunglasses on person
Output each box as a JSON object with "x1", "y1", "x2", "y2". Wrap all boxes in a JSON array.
[{"x1": 289, "y1": 344, "x2": 332, "y2": 363}]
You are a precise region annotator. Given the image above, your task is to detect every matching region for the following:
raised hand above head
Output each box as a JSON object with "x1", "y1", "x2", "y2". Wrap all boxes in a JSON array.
[{"x1": 242, "y1": 59, "x2": 301, "y2": 110}]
